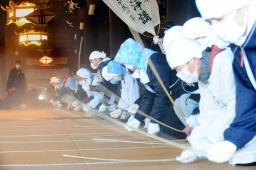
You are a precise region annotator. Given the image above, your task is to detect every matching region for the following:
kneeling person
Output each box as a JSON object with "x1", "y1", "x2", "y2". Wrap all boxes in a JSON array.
[
  {"x1": 164, "y1": 34, "x2": 236, "y2": 163},
  {"x1": 102, "y1": 61, "x2": 140, "y2": 120}
]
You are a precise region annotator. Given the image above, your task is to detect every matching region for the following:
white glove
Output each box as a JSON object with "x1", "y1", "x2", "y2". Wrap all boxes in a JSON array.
[
  {"x1": 207, "y1": 141, "x2": 237, "y2": 163},
  {"x1": 147, "y1": 122, "x2": 160, "y2": 135},
  {"x1": 176, "y1": 150, "x2": 200, "y2": 163},
  {"x1": 109, "y1": 109, "x2": 122, "y2": 118},
  {"x1": 67, "y1": 104, "x2": 72, "y2": 110},
  {"x1": 56, "y1": 103, "x2": 62, "y2": 108},
  {"x1": 108, "y1": 104, "x2": 117, "y2": 112},
  {"x1": 98, "y1": 104, "x2": 108, "y2": 112},
  {"x1": 144, "y1": 118, "x2": 150, "y2": 128},
  {"x1": 83, "y1": 104, "x2": 92, "y2": 112},
  {"x1": 107, "y1": 94, "x2": 116, "y2": 105},
  {"x1": 71, "y1": 100, "x2": 82, "y2": 111},
  {"x1": 53, "y1": 101, "x2": 62, "y2": 108},
  {"x1": 125, "y1": 116, "x2": 141, "y2": 132},
  {"x1": 120, "y1": 111, "x2": 130, "y2": 120},
  {"x1": 71, "y1": 100, "x2": 80, "y2": 107},
  {"x1": 73, "y1": 106, "x2": 81, "y2": 112},
  {"x1": 126, "y1": 104, "x2": 139, "y2": 114}
]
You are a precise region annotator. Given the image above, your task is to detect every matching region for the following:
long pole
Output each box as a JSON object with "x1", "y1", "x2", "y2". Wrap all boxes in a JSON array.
[{"x1": 78, "y1": 35, "x2": 84, "y2": 69}]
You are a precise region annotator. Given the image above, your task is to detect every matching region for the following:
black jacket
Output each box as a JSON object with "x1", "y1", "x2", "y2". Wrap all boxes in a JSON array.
[
  {"x1": 145, "y1": 52, "x2": 183, "y2": 119},
  {"x1": 6, "y1": 68, "x2": 26, "y2": 92}
]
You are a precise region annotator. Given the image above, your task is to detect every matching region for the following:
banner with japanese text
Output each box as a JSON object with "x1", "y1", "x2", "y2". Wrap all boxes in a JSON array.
[{"x1": 102, "y1": 0, "x2": 160, "y2": 35}]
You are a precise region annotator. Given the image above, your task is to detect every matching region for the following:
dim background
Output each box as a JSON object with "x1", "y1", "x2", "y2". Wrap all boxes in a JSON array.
[{"x1": 0, "y1": 0, "x2": 200, "y2": 97}]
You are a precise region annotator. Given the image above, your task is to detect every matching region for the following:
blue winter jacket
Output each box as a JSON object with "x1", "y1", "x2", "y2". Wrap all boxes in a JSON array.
[{"x1": 224, "y1": 22, "x2": 256, "y2": 149}]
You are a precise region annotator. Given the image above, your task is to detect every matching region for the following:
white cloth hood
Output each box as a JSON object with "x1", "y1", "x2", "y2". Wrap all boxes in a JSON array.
[
  {"x1": 166, "y1": 36, "x2": 203, "y2": 69},
  {"x1": 76, "y1": 68, "x2": 91, "y2": 79},
  {"x1": 163, "y1": 26, "x2": 183, "y2": 51},
  {"x1": 50, "y1": 76, "x2": 60, "y2": 85},
  {"x1": 101, "y1": 66, "x2": 119, "y2": 81},
  {"x1": 182, "y1": 17, "x2": 228, "y2": 48},
  {"x1": 89, "y1": 51, "x2": 107, "y2": 60},
  {"x1": 196, "y1": 0, "x2": 251, "y2": 19}
]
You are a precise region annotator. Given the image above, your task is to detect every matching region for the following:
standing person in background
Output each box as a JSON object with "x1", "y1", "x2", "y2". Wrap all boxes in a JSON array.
[{"x1": 5, "y1": 61, "x2": 27, "y2": 109}]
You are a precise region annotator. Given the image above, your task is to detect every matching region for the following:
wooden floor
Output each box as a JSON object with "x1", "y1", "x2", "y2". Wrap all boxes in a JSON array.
[{"x1": 0, "y1": 108, "x2": 254, "y2": 170}]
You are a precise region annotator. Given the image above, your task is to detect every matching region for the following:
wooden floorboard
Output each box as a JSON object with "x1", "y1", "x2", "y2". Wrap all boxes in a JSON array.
[{"x1": 0, "y1": 108, "x2": 254, "y2": 170}]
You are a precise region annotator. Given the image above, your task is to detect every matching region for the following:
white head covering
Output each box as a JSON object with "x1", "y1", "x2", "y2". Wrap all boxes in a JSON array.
[
  {"x1": 89, "y1": 51, "x2": 106, "y2": 60},
  {"x1": 101, "y1": 66, "x2": 119, "y2": 81},
  {"x1": 163, "y1": 26, "x2": 183, "y2": 51},
  {"x1": 50, "y1": 76, "x2": 60, "y2": 85},
  {"x1": 76, "y1": 68, "x2": 91, "y2": 79},
  {"x1": 166, "y1": 36, "x2": 203, "y2": 69},
  {"x1": 182, "y1": 17, "x2": 228, "y2": 48},
  {"x1": 183, "y1": 17, "x2": 213, "y2": 39},
  {"x1": 50, "y1": 76, "x2": 63, "y2": 89},
  {"x1": 196, "y1": 0, "x2": 251, "y2": 19}
]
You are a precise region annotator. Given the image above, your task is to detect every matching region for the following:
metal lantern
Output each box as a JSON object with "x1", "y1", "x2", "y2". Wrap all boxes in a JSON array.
[
  {"x1": 19, "y1": 30, "x2": 48, "y2": 46},
  {"x1": 39, "y1": 55, "x2": 53, "y2": 65},
  {"x1": 2, "y1": 1, "x2": 36, "y2": 26}
]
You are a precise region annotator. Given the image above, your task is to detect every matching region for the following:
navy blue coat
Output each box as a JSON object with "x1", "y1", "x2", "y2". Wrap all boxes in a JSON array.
[
  {"x1": 224, "y1": 23, "x2": 256, "y2": 149},
  {"x1": 135, "y1": 52, "x2": 184, "y2": 121},
  {"x1": 75, "y1": 85, "x2": 87, "y2": 101}
]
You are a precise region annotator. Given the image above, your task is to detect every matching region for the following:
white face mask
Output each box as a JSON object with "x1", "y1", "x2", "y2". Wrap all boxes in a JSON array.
[
  {"x1": 211, "y1": 11, "x2": 246, "y2": 44},
  {"x1": 177, "y1": 66, "x2": 198, "y2": 84},
  {"x1": 90, "y1": 63, "x2": 98, "y2": 70}
]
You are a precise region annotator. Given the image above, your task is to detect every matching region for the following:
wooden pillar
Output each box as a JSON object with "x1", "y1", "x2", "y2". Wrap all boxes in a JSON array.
[
  {"x1": 108, "y1": 10, "x2": 131, "y2": 57},
  {"x1": 95, "y1": 1, "x2": 110, "y2": 56},
  {"x1": 82, "y1": 0, "x2": 97, "y2": 67},
  {"x1": 0, "y1": 9, "x2": 7, "y2": 97}
]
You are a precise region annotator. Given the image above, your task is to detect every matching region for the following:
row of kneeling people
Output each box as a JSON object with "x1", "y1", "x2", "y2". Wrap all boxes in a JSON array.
[{"x1": 47, "y1": 0, "x2": 256, "y2": 166}]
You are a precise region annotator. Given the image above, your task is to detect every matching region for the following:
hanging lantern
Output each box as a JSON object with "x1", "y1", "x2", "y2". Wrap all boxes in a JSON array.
[
  {"x1": 26, "y1": 8, "x2": 56, "y2": 25},
  {"x1": 39, "y1": 56, "x2": 53, "y2": 65},
  {"x1": 2, "y1": 1, "x2": 36, "y2": 26},
  {"x1": 19, "y1": 30, "x2": 48, "y2": 46}
]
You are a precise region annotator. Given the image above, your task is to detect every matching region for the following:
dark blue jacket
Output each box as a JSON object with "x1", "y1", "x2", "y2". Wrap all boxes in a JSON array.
[
  {"x1": 224, "y1": 23, "x2": 256, "y2": 149},
  {"x1": 135, "y1": 52, "x2": 183, "y2": 120},
  {"x1": 75, "y1": 85, "x2": 87, "y2": 101}
]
